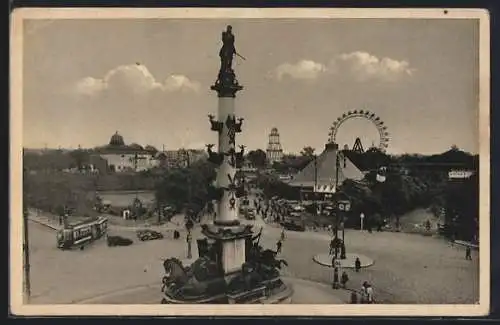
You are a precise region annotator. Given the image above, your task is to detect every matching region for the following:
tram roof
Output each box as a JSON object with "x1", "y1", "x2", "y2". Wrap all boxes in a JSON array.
[{"x1": 67, "y1": 216, "x2": 106, "y2": 228}]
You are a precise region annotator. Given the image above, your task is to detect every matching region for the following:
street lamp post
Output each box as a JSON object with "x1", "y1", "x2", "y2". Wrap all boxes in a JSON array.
[
  {"x1": 313, "y1": 154, "x2": 318, "y2": 214},
  {"x1": 22, "y1": 167, "x2": 31, "y2": 303},
  {"x1": 186, "y1": 228, "x2": 193, "y2": 259},
  {"x1": 337, "y1": 199, "x2": 351, "y2": 259},
  {"x1": 334, "y1": 151, "x2": 341, "y2": 240},
  {"x1": 185, "y1": 211, "x2": 194, "y2": 259},
  {"x1": 183, "y1": 149, "x2": 193, "y2": 259},
  {"x1": 334, "y1": 147, "x2": 349, "y2": 260}
]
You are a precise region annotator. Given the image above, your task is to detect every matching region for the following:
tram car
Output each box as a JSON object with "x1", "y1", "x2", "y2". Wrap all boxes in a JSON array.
[{"x1": 56, "y1": 216, "x2": 108, "y2": 250}]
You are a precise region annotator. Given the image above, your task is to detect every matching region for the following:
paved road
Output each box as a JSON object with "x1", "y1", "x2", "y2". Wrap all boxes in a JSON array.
[
  {"x1": 76, "y1": 277, "x2": 350, "y2": 304},
  {"x1": 26, "y1": 209, "x2": 479, "y2": 304}
]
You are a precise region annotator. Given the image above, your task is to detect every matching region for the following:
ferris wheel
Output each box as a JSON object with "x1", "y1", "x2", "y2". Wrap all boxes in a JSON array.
[{"x1": 327, "y1": 110, "x2": 390, "y2": 153}]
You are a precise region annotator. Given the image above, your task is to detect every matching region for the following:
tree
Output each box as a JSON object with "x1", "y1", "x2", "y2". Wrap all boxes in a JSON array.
[
  {"x1": 24, "y1": 172, "x2": 97, "y2": 217},
  {"x1": 24, "y1": 150, "x2": 74, "y2": 171},
  {"x1": 255, "y1": 173, "x2": 298, "y2": 200},
  {"x1": 69, "y1": 149, "x2": 90, "y2": 170},
  {"x1": 300, "y1": 146, "x2": 315, "y2": 158},
  {"x1": 444, "y1": 173, "x2": 479, "y2": 241},
  {"x1": 155, "y1": 160, "x2": 216, "y2": 214},
  {"x1": 247, "y1": 149, "x2": 268, "y2": 169},
  {"x1": 273, "y1": 154, "x2": 312, "y2": 173}
]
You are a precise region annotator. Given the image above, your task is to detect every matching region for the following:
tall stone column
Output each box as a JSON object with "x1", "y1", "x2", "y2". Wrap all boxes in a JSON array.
[
  {"x1": 215, "y1": 97, "x2": 239, "y2": 225},
  {"x1": 203, "y1": 68, "x2": 252, "y2": 276}
]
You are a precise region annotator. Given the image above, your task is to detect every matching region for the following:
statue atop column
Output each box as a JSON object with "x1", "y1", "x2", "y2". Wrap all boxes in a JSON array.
[
  {"x1": 219, "y1": 25, "x2": 236, "y2": 74},
  {"x1": 213, "y1": 25, "x2": 244, "y2": 95}
]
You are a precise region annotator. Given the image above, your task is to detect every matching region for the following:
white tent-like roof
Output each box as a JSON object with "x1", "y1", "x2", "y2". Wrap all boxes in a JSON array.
[{"x1": 289, "y1": 143, "x2": 365, "y2": 191}]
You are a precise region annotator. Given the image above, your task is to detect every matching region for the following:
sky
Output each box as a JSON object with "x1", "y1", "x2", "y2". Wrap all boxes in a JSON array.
[{"x1": 22, "y1": 18, "x2": 480, "y2": 155}]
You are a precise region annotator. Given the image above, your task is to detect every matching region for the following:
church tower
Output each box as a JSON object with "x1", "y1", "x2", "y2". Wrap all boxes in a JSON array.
[{"x1": 266, "y1": 127, "x2": 284, "y2": 164}]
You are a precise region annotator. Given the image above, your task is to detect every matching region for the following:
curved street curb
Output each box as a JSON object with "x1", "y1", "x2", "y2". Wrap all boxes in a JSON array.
[
  {"x1": 312, "y1": 253, "x2": 375, "y2": 269},
  {"x1": 28, "y1": 218, "x2": 59, "y2": 231}
]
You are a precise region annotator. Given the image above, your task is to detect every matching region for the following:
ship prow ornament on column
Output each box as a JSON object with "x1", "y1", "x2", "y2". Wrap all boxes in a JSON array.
[{"x1": 161, "y1": 25, "x2": 293, "y2": 304}]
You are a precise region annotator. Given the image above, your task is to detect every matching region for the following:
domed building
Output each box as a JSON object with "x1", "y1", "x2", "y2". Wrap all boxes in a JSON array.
[
  {"x1": 95, "y1": 132, "x2": 161, "y2": 172},
  {"x1": 109, "y1": 132, "x2": 126, "y2": 146}
]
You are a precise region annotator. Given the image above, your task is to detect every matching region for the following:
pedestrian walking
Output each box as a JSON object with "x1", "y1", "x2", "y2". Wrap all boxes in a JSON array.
[
  {"x1": 340, "y1": 241, "x2": 346, "y2": 259},
  {"x1": 355, "y1": 257, "x2": 361, "y2": 272},
  {"x1": 360, "y1": 281, "x2": 369, "y2": 303},
  {"x1": 332, "y1": 267, "x2": 340, "y2": 289},
  {"x1": 341, "y1": 271, "x2": 349, "y2": 288},
  {"x1": 280, "y1": 228, "x2": 286, "y2": 242},
  {"x1": 276, "y1": 240, "x2": 282, "y2": 254},
  {"x1": 366, "y1": 283, "x2": 374, "y2": 304},
  {"x1": 465, "y1": 245, "x2": 472, "y2": 260},
  {"x1": 350, "y1": 291, "x2": 358, "y2": 304},
  {"x1": 329, "y1": 239, "x2": 335, "y2": 256}
]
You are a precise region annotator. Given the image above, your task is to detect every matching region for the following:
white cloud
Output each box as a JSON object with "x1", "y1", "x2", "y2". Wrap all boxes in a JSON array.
[
  {"x1": 336, "y1": 51, "x2": 415, "y2": 82},
  {"x1": 273, "y1": 52, "x2": 414, "y2": 82},
  {"x1": 274, "y1": 60, "x2": 327, "y2": 80},
  {"x1": 74, "y1": 64, "x2": 200, "y2": 97},
  {"x1": 164, "y1": 75, "x2": 201, "y2": 93},
  {"x1": 75, "y1": 77, "x2": 106, "y2": 96}
]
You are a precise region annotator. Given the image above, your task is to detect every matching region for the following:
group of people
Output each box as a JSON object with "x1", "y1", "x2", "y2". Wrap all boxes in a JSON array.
[
  {"x1": 350, "y1": 281, "x2": 375, "y2": 304},
  {"x1": 332, "y1": 267, "x2": 349, "y2": 289},
  {"x1": 331, "y1": 266, "x2": 374, "y2": 303},
  {"x1": 328, "y1": 238, "x2": 374, "y2": 303},
  {"x1": 252, "y1": 196, "x2": 292, "y2": 224}
]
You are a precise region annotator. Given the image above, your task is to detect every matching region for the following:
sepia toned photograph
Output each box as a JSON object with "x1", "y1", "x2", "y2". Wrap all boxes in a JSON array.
[{"x1": 10, "y1": 8, "x2": 490, "y2": 317}]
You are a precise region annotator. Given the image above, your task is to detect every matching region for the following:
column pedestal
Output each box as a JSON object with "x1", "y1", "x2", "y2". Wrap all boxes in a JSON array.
[{"x1": 201, "y1": 224, "x2": 253, "y2": 275}]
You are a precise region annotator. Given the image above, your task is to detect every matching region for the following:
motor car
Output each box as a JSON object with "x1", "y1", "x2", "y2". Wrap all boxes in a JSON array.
[
  {"x1": 137, "y1": 229, "x2": 164, "y2": 241},
  {"x1": 280, "y1": 220, "x2": 306, "y2": 232},
  {"x1": 107, "y1": 235, "x2": 134, "y2": 247}
]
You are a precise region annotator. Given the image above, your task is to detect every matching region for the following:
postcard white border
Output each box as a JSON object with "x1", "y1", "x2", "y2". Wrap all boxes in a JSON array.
[{"x1": 10, "y1": 8, "x2": 491, "y2": 317}]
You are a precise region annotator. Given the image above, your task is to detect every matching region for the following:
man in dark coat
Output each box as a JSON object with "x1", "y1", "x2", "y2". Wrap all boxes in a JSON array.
[
  {"x1": 332, "y1": 267, "x2": 340, "y2": 289},
  {"x1": 276, "y1": 240, "x2": 283, "y2": 254},
  {"x1": 341, "y1": 271, "x2": 349, "y2": 288},
  {"x1": 355, "y1": 257, "x2": 361, "y2": 272}
]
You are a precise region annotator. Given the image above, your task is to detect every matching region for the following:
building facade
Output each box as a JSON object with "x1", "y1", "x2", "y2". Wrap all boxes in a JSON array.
[
  {"x1": 162, "y1": 149, "x2": 208, "y2": 168},
  {"x1": 95, "y1": 132, "x2": 160, "y2": 172}
]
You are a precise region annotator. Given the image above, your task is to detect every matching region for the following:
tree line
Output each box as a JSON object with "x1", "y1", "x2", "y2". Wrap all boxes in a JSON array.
[{"x1": 24, "y1": 145, "x2": 479, "y2": 241}]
